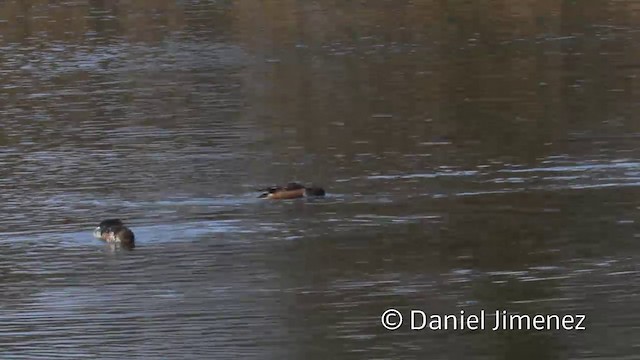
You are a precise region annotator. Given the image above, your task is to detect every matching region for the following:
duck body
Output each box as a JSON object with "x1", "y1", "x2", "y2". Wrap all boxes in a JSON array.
[
  {"x1": 93, "y1": 219, "x2": 135, "y2": 248},
  {"x1": 258, "y1": 182, "x2": 326, "y2": 200}
]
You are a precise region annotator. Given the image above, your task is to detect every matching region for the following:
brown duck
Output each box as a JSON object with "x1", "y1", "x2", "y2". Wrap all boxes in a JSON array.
[
  {"x1": 258, "y1": 182, "x2": 326, "y2": 200},
  {"x1": 93, "y1": 219, "x2": 135, "y2": 248}
]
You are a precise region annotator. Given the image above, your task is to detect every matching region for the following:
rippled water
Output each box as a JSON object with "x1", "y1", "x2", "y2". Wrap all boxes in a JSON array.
[{"x1": 1, "y1": 1, "x2": 640, "y2": 359}]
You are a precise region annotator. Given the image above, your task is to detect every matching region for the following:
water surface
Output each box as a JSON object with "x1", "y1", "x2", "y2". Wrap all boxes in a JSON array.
[{"x1": 1, "y1": 1, "x2": 639, "y2": 359}]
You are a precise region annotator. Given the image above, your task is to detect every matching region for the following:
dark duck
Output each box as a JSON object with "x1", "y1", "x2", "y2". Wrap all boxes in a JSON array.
[
  {"x1": 93, "y1": 219, "x2": 135, "y2": 248},
  {"x1": 258, "y1": 182, "x2": 326, "y2": 200}
]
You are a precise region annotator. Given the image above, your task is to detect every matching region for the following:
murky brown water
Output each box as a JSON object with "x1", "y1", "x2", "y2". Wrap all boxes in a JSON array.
[{"x1": 1, "y1": 1, "x2": 639, "y2": 359}]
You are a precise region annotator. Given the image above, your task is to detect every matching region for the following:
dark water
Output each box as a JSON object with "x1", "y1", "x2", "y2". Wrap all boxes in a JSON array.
[{"x1": 1, "y1": 1, "x2": 639, "y2": 359}]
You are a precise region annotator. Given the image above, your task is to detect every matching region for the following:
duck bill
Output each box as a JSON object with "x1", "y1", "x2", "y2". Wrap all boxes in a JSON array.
[{"x1": 93, "y1": 227, "x2": 102, "y2": 239}]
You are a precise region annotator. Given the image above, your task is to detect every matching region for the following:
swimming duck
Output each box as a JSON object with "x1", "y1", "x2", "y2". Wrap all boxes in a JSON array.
[
  {"x1": 93, "y1": 219, "x2": 135, "y2": 248},
  {"x1": 258, "y1": 182, "x2": 326, "y2": 200}
]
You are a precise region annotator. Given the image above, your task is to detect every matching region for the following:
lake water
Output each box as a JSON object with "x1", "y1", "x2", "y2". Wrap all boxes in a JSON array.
[{"x1": 1, "y1": 1, "x2": 639, "y2": 359}]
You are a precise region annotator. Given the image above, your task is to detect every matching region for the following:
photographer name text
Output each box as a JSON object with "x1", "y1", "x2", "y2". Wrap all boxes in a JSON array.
[{"x1": 381, "y1": 309, "x2": 586, "y2": 331}]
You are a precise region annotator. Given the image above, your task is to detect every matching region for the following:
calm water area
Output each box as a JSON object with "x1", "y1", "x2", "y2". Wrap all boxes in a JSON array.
[{"x1": 1, "y1": 1, "x2": 639, "y2": 359}]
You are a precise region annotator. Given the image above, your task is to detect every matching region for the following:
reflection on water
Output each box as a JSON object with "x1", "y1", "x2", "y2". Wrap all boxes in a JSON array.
[{"x1": 1, "y1": 0, "x2": 639, "y2": 359}]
